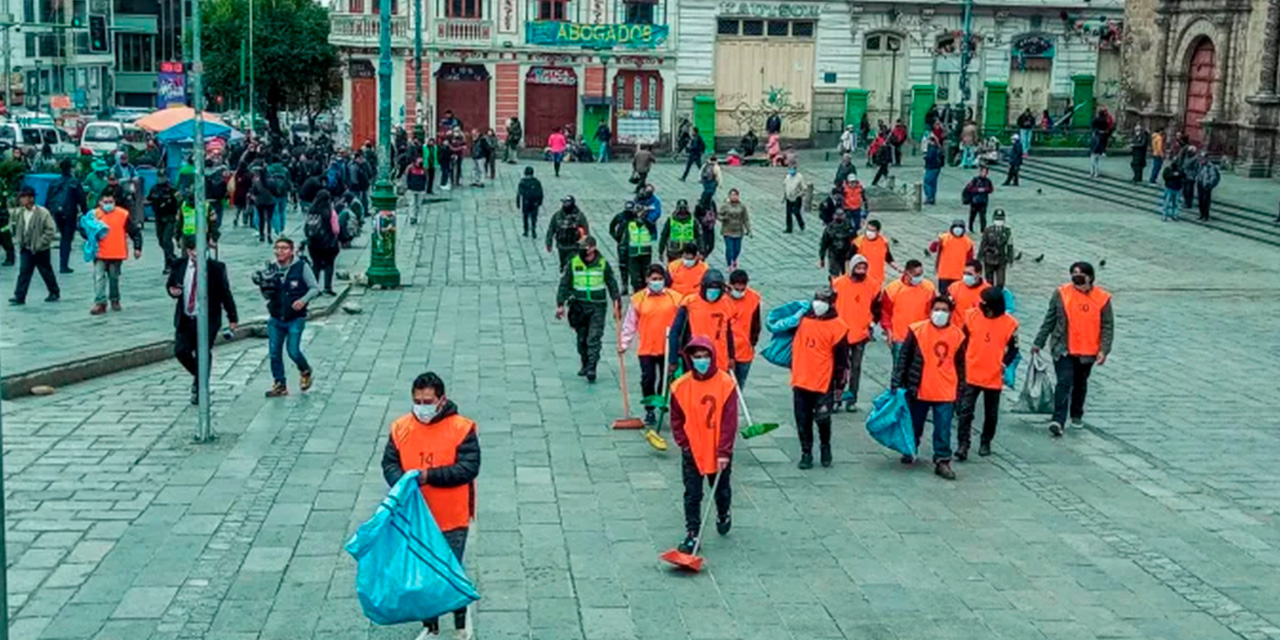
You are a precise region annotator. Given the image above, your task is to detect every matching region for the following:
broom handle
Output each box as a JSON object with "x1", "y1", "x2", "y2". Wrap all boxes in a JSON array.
[
  {"x1": 616, "y1": 319, "x2": 632, "y2": 417},
  {"x1": 729, "y1": 371, "x2": 752, "y2": 426},
  {"x1": 690, "y1": 462, "x2": 726, "y2": 557}
]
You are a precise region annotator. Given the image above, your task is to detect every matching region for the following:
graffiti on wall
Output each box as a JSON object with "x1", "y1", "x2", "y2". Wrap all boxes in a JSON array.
[{"x1": 720, "y1": 86, "x2": 809, "y2": 131}]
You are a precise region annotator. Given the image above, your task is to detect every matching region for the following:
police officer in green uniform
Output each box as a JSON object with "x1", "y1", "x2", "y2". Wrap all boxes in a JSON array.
[
  {"x1": 609, "y1": 201, "x2": 658, "y2": 294},
  {"x1": 555, "y1": 236, "x2": 621, "y2": 383},
  {"x1": 658, "y1": 198, "x2": 703, "y2": 263}
]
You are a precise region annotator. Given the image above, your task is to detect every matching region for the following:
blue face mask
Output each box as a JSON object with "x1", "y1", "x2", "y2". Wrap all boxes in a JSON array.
[
  {"x1": 910, "y1": 274, "x2": 924, "y2": 286},
  {"x1": 705, "y1": 288, "x2": 722, "y2": 302},
  {"x1": 691, "y1": 357, "x2": 711, "y2": 374},
  {"x1": 647, "y1": 280, "x2": 664, "y2": 293}
]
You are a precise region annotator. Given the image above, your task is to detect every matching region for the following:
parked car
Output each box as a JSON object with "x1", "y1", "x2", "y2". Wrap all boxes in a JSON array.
[
  {"x1": 80, "y1": 121, "x2": 150, "y2": 157},
  {"x1": 20, "y1": 125, "x2": 78, "y2": 160}
]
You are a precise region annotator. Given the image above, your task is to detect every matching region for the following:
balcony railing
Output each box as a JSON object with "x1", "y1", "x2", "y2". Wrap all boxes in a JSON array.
[
  {"x1": 437, "y1": 18, "x2": 493, "y2": 43},
  {"x1": 329, "y1": 13, "x2": 411, "y2": 47}
]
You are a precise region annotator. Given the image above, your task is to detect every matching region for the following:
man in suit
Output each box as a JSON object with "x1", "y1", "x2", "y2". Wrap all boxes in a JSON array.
[{"x1": 167, "y1": 237, "x2": 238, "y2": 404}]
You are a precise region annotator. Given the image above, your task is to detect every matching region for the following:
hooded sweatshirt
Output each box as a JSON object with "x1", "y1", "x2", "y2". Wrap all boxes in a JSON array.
[
  {"x1": 670, "y1": 335, "x2": 740, "y2": 468},
  {"x1": 667, "y1": 270, "x2": 737, "y2": 368}
]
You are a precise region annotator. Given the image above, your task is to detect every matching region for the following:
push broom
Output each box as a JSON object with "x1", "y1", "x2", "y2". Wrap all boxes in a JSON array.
[
  {"x1": 611, "y1": 319, "x2": 645, "y2": 430},
  {"x1": 659, "y1": 467, "x2": 725, "y2": 572},
  {"x1": 642, "y1": 328, "x2": 672, "y2": 450},
  {"x1": 732, "y1": 372, "x2": 779, "y2": 439}
]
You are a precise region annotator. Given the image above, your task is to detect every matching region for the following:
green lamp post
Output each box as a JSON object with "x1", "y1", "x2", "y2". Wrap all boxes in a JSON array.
[{"x1": 367, "y1": 0, "x2": 402, "y2": 288}]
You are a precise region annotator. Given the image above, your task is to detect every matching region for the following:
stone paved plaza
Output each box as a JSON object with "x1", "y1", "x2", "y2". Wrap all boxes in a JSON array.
[{"x1": 2, "y1": 154, "x2": 1280, "y2": 640}]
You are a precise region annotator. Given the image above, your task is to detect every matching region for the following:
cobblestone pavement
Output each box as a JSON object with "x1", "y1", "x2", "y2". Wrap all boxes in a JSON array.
[{"x1": 3, "y1": 155, "x2": 1280, "y2": 640}]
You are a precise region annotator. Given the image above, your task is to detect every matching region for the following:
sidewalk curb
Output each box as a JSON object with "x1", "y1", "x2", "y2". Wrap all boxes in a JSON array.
[{"x1": 0, "y1": 285, "x2": 352, "y2": 400}]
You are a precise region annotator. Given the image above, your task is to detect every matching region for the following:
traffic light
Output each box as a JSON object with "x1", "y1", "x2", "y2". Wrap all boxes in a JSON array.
[{"x1": 89, "y1": 14, "x2": 108, "y2": 53}]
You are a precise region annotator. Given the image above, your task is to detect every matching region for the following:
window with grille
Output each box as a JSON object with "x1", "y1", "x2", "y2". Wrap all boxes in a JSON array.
[
  {"x1": 648, "y1": 77, "x2": 658, "y2": 111},
  {"x1": 719, "y1": 19, "x2": 815, "y2": 39},
  {"x1": 717, "y1": 19, "x2": 739, "y2": 35},
  {"x1": 791, "y1": 21, "x2": 814, "y2": 37},
  {"x1": 624, "y1": 0, "x2": 654, "y2": 24},
  {"x1": 447, "y1": 0, "x2": 479, "y2": 18},
  {"x1": 349, "y1": 0, "x2": 364, "y2": 12},
  {"x1": 767, "y1": 20, "x2": 787, "y2": 36},
  {"x1": 741, "y1": 19, "x2": 763, "y2": 36},
  {"x1": 539, "y1": 0, "x2": 567, "y2": 20}
]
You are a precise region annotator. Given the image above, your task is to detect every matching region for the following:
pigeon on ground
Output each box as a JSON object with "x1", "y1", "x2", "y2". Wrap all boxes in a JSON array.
[
  {"x1": 924, "y1": 247, "x2": 932, "y2": 257},
  {"x1": 891, "y1": 237, "x2": 900, "y2": 245},
  {"x1": 1015, "y1": 252, "x2": 1023, "y2": 261},
  {"x1": 1033, "y1": 254, "x2": 1045, "y2": 263},
  {"x1": 1036, "y1": 188, "x2": 1043, "y2": 195},
  {"x1": 1099, "y1": 259, "x2": 1107, "y2": 268}
]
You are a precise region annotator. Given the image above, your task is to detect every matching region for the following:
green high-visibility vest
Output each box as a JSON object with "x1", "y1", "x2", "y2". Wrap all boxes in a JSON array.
[
  {"x1": 571, "y1": 255, "x2": 607, "y2": 302},
  {"x1": 627, "y1": 221, "x2": 652, "y2": 256},
  {"x1": 670, "y1": 217, "x2": 694, "y2": 243},
  {"x1": 182, "y1": 203, "x2": 196, "y2": 236}
]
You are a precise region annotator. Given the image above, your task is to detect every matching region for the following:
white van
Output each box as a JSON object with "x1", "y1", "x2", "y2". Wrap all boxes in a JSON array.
[
  {"x1": 80, "y1": 120, "x2": 126, "y2": 156},
  {"x1": 21, "y1": 125, "x2": 78, "y2": 159}
]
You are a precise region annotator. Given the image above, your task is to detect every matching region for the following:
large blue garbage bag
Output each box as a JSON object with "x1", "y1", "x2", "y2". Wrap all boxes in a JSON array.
[
  {"x1": 1002, "y1": 288, "x2": 1016, "y2": 315},
  {"x1": 1003, "y1": 351, "x2": 1022, "y2": 390},
  {"x1": 865, "y1": 389, "x2": 916, "y2": 457},
  {"x1": 761, "y1": 334, "x2": 794, "y2": 368},
  {"x1": 763, "y1": 300, "x2": 810, "y2": 368},
  {"x1": 345, "y1": 471, "x2": 480, "y2": 625}
]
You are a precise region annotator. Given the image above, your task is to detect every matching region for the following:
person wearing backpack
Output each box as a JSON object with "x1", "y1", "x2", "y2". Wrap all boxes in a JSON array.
[
  {"x1": 516, "y1": 166, "x2": 544, "y2": 238},
  {"x1": 267, "y1": 157, "x2": 291, "y2": 234},
  {"x1": 45, "y1": 159, "x2": 87, "y2": 274},
  {"x1": 146, "y1": 173, "x2": 181, "y2": 271},
  {"x1": 978, "y1": 209, "x2": 1013, "y2": 287},
  {"x1": 544, "y1": 196, "x2": 590, "y2": 269},
  {"x1": 304, "y1": 190, "x2": 341, "y2": 295},
  {"x1": 348, "y1": 154, "x2": 373, "y2": 217},
  {"x1": 405, "y1": 156, "x2": 428, "y2": 225},
  {"x1": 699, "y1": 156, "x2": 721, "y2": 205}
]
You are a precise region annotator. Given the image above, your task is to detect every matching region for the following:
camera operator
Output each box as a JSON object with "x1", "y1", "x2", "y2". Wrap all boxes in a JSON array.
[{"x1": 254, "y1": 236, "x2": 320, "y2": 397}]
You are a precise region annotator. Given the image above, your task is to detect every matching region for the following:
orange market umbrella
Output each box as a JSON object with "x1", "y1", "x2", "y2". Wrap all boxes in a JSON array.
[{"x1": 134, "y1": 106, "x2": 229, "y2": 133}]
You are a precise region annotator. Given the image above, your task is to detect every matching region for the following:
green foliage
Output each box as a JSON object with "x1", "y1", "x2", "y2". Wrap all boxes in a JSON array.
[
  {"x1": 0, "y1": 160, "x2": 26, "y2": 204},
  {"x1": 201, "y1": 0, "x2": 342, "y2": 135}
]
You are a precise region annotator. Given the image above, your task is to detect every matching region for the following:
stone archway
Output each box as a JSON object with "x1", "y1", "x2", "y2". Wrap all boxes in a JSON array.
[
  {"x1": 1184, "y1": 37, "x2": 1216, "y2": 144},
  {"x1": 1167, "y1": 19, "x2": 1227, "y2": 140}
]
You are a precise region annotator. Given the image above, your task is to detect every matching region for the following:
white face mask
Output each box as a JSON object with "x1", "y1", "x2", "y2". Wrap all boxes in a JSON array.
[
  {"x1": 993, "y1": 220, "x2": 1004, "y2": 227},
  {"x1": 811, "y1": 300, "x2": 830, "y2": 316},
  {"x1": 931, "y1": 310, "x2": 950, "y2": 327},
  {"x1": 412, "y1": 401, "x2": 439, "y2": 423},
  {"x1": 952, "y1": 226, "x2": 965, "y2": 237},
  {"x1": 682, "y1": 258, "x2": 696, "y2": 268},
  {"x1": 647, "y1": 280, "x2": 665, "y2": 293},
  {"x1": 729, "y1": 288, "x2": 746, "y2": 299},
  {"x1": 865, "y1": 230, "x2": 878, "y2": 240},
  {"x1": 962, "y1": 274, "x2": 979, "y2": 287}
]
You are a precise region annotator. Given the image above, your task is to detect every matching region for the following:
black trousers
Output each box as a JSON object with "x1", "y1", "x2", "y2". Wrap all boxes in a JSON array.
[
  {"x1": 175, "y1": 321, "x2": 218, "y2": 385},
  {"x1": 572, "y1": 301, "x2": 606, "y2": 371},
  {"x1": 681, "y1": 153, "x2": 702, "y2": 180},
  {"x1": 1181, "y1": 180, "x2": 1195, "y2": 208},
  {"x1": 969, "y1": 203, "x2": 988, "y2": 232},
  {"x1": 793, "y1": 387, "x2": 834, "y2": 454},
  {"x1": 784, "y1": 198, "x2": 805, "y2": 232},
  {"x1": 872, "y1": 163, "x2": 890, "y2": 186},
  {"x1": 988, "y1": 264, "x2": 1007, "y2": 288},
  {"x1": 1197, "y1": 185, "x2": 1213, "y2": 220},
  {"x1": 425, "y1": 167, "x2": 436, "y2": 194},
  {"x1": 699, "y1": 224, "x2": 716, "y2": 259},
  {"x1": 938, "y1": 279, "x2": 956, "y2": 294},
  {"x1": 681, "y1": 449, "x2": 731, "y2": 533},
  {"x1": 424, "y1": 527, "x2": 469, "y2": 631},
  {"x1": 310, "y1": 247, "x2": 337, "y2": 292},
  {"x1": 56, "y1": 215, "x2": 77, "y2": 270},
  {"x1": 12, "y1": 248, "x2": 59, "y2": 301},
  {"x1": 484, "y1": 154, "x2": 496, "y2": 179},
  {"x1": 638, "y1": 354, "x2": 663, "y2": 399},
  {"x1": 1003, "y1": 164, "x2": 1020, "y2": 186},
  {"x1": 521, "y1": 208, "x2": 538, "y2": 236},
  {"x1": 957, "y1": 384, "x2": 1001, "y2": 447},
  {"x1": 556, "y1": 247, "x2": 575, "y2": 271},
  {"x1": 626, "y1": 253, "x2": 651, "y2": 293},
  {"x1": 844, "y1": 339, "x2": 867, "y2": 404},
  {"x1": 1052, "y1": 355, "x2": 1094, "y2": 426},
  {"x1": 0, "y1": 230, "x2": 13, "y2": 263},
  {"x1": 256, "y1": 204, "x2": 274, "y2": 241},
  {"x1": 156, "y1": 219, "x2": 178, "y2": 266}
]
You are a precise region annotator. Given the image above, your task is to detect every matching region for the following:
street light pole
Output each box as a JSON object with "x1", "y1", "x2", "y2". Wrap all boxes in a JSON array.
[
  {"x1": 0, "y1": 316, "x2": 11, "y2": 640},
  {"x1": 248, "y1": 0, "x2": 254, "y2": 135},
  {"x1": 365, "y1": 0, "x2": 401, "y2": 288},
  {"x1": 958, "y1": 0, "x2": 974, "y2": 131},
  {"x1": 413, "y1": 0, "x2": 423, "y2": 142},
  {"x1": 192, "y1": 0, "x2": 212, "y2": 441}
]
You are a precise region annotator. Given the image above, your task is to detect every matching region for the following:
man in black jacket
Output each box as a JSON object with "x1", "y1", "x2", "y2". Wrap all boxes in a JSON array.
[
  {"x1": 680, "y1": 128, "x2": 707, "y2": 181},
  {"x1": 167, "y1": 237, "x2": 238, "y2": 405},
  {"x1": 148, "y1": 174, "x2": 181, "y2": 272},
  {"x1": 45, "y1": 159, "x2": 87, "y2": 274},
  {"x1": 516, "y1": 167, "x2": 543, "y2": 238},
  {"x1": 381, "y1": 372, "x2": 481, "y2": 639}
]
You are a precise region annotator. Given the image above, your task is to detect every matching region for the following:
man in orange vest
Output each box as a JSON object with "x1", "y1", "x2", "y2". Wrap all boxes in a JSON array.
[
  {"x1": 831, "y1": 255, "x2": 882, "y2": 412},
  {"x1": 852, "y1": 219, "x2": 900, "y2": 289},
  {"x1": 891, "y1": 295, "x2": 965, "y2": 479},
  {"x1": 957, "y1": 288, "x2": 1019, "y2": 460},
  {"x1": 667, "y1": 244, "x2": 708, "y2": 299},
  {"x1": 946, "y1": 259, "x2": 991, "y2": 327},
  {"x1": 381, "y1": 372, "x2": 480, "y2": 639},
  {"x1": 670, "y1": 336, "x2": 739, "y2": 554},
  {"x1": 880, "y1": 259, "x2": 936, "y2": 359},
  {"x1": 668, "y1": 270, "x2": 737, "y2": 378},
  {"x1": 928, "y1": 218, "x2": 974, "y2": 292},
  {"x1": 727, "y1": 269, "x2": 761, "y2": 387},
  {"x1": 619, "y1": 264, "x2": 683, "y2": 425},
  {"x1": 791, "y1": 287, "x2": 849, "y2": 469},
  {"x1": 1033, "y1": 262, "x2": 1114, "y2": 437},
  {"x1": 89, "y1": 190, "x2": 143, "y2": 315}
]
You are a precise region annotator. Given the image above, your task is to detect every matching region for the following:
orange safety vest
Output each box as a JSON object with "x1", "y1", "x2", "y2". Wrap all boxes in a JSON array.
[
  {"x1": 629, "y1": 289, "x2": 682, "y2": 356},
  {"x1": 668, "y1": 259, "x2": 708, "y2": 299},
  {"x1": 389, "y1": 413, "x2": 477, "y2": 531},
  {"x1": 670, "y1": 370, "x2": 736, "y2": 475},
  {"x1": 95, "y1": 207, "x2": 132, "y2": 261},
  {"x1": 947, "y1": 280, "x2": 991, "y2": 327},
  {"x1": 729, "y1": 287, "x2": 761, "y2": 363},
  {"x1": 791, "y1": 315, "x2": 849, "y2": 393},
  {"x1": 682, "y1": 294, "x2": 737, "y2": 367},
  {"x1": 1059, "y1": 283, "x2": 1111, "y2": 357},
  {"x1": 935, "y1": 233, "x2": 973, "y2": 281},
  {"x1": 908, "y1": 319, "x2": 965, "y2": 402},
  {"x1": 963, "y1": 308, "x2": 1019, "y2": 389},
  {"x1": 842, "y1": 183, "x2": 864, "y2": 210},
  {"x1": 883, "y1": 278, "x2": 936, "y2": 343},
  {"x1": 853, "y1": 234, "x2": 890, "y2": 287},
  {"x1": 831, "y1": 274, "x2": 880, "y2": 343}
]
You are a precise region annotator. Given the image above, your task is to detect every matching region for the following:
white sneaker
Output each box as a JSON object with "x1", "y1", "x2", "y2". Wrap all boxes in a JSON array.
[
  {"x1": 413, "y1": 628, "x2": 439, "y2": 640},
  {"x1": 453, "y1": 627, "x2": 472, "y2": 640}
]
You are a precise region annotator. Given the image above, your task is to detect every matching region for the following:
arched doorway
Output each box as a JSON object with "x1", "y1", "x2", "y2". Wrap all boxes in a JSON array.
[
  {"x1": 1184, "y1": 38, "x2": 1215, "y2": 145},
  {"x1": 861, "y1": 32, "x2": 907, "y2": 127}
]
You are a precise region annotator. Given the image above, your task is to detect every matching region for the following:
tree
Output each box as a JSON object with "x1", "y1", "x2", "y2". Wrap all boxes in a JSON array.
[{"x1": 201, "y1": 0, "x2": 342, "y2": 136}]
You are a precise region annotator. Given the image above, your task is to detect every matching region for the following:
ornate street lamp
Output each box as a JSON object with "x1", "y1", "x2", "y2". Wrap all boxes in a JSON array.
[{"x1": 367, "y1": 0, "x2": 402, "y2": 288}]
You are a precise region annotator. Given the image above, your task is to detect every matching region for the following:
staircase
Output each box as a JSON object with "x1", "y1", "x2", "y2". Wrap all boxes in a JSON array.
[{"x1": 1012, "y1": 159, "x2": 1280, "y2": 248}]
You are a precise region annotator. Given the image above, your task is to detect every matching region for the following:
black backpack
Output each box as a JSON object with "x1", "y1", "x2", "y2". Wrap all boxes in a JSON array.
[{"x1": 306, "y1": 209, "x2": 336, "y2": 249}]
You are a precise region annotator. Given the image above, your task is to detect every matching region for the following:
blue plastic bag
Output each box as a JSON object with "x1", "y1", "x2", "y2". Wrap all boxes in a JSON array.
[
  {"x1": 865, "y1": 389, "x2": 916, "y2": 457},
  {"x1": 766, "y1": 300, "x2": 811, "y2": 334},
  {"x1": 1002, "y1": 288, "x2": 1016, "y2": 315},
  {"x1": 762, "y1": 333, "x2": 794, "y2": 368},
  {"x1": 345, "y1": 471, "x2": 480, "y2": 625},
  {"x1": 1003, "y1": 351, "x2": 1021, "y2": 389}
]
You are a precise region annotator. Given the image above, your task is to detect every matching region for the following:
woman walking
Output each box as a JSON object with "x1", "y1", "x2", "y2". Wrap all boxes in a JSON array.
[
  {"x1": 718, "y1": 189, "x2": 751, "y2": 270},
  {"x1": 305, "y1": 190, "x2": 341, "y2": 295},
  {"x1": 783, "y1": 166, "x2": 808, "y2": 233},
  {"x1": 483, "y1": 128, "x2": 499, "y2": 179}
]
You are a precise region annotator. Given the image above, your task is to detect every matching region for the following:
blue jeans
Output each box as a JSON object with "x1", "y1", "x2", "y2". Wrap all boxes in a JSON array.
[
  {"x1": 1020, "y1": 128, "x2": 1032, "y2": 154},
  {"x1": 267, "y1": 316, "x2": 311, "y2": 385},
  {"x1": 908, "y1": 398, "x2": 954, "y2": 462},
  {"x1": 1149, "y1": 157, "x2": 1163, "y2": 183},
  {"x1": 724, "y1": 235, "x2": 743, "y2": 266},
  {"x1": 1161, "y1": 188, "x2": 1180, "y2": 220},
  {"x1": 960, "y1": 145, "x2": 976, "y2": 168},
  {"x1": 597, "y1": 143, "x2": 610, "y2": 163},
  {"x1": 922, "y1": 168, "x2": 940, "y2": 203},
  {"x1": 734, "y1": 361, "x2": 751, "y2": 388},
  {"x1": 272, "y1": 199, "x2": 287, "y2": 234}
]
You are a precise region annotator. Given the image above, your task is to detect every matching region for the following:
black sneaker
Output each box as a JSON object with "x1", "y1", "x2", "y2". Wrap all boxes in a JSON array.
[
  {"x1": 900, "y1": 454, "x2": 915, "y2": 464},
  {"x1": 715, "y1": 513, "x2": 732, "y2": 535},
  {"x1": 44, "y1": 294, "x2": 58, "y2": 302},
  {"x1": 978, "y1": 442, "x2": 992, "y2": 457},
  {"x1": 956, "y1": 444, "x2": 969, "y2": 462},
  {"x1": 1070, "y1": 416, "x2": 1083, "y2": 427},
  {"x1": 1049, "y1": 422, "x2": 1064, "y2": 437},
  {"x1": 8, "y1": 297, "x2": 23, "y2": 305},
  {"x1": 819, "y1": 444, "x2": 832, "y2": 468},
  {"x1": 577, "y1": 365, "x2": 589, "y2": 377},
  {"x1": 644, "y1": 408, "x2": 656, "y2": 426},
  {"x1": 676, "y1": 532, "x2": 697, "y2": 554},
  {"x1": 797, "y1": 453, "x2": 814, "y2": 469},
  {"x1": 586, "y1": 371, "x2": 597, "y2": 383}
]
